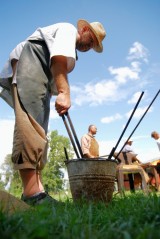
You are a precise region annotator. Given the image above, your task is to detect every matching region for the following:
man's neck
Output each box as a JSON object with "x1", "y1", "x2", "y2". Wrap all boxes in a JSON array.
[{"x1": 88, "y1": 132, "x2": 94, "y2": 137}]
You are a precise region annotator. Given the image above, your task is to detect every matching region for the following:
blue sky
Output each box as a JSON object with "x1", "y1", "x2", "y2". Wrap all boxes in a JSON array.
[{"x1": 0, "y1": 0, "x2": 160, "y2": 166}]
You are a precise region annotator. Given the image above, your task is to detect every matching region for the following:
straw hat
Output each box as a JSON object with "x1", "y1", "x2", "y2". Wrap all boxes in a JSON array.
[
  {"x1": 123, "y1": 138, "x2": 133, "y2": 144},
  {"x1": 77, "y1": 19, "x2": 106, "y2": 53}
]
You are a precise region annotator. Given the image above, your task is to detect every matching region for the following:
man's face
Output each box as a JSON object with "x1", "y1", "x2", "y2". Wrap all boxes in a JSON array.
[
  {"x1": 90, "y1": 126, "x2": 97, "y2": 135},
  {"x1": 76, "y1": 26, "x2": 98, "y2": 52},
  {"x1": 127, "y1": 141, "x2": 133, "y2": 146},
  {"x1": 153, "y1": 133, "x2": 159, "y2": 140}
]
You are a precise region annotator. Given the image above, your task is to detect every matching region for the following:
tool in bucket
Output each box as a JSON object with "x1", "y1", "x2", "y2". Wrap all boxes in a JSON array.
[
  {"x1": 116, "y1": 89, "x2": 160, "y2": 158},
  {"x1": 62, "y1": 112, "x2": 83, "y2": 159},
  {"x1": 107, "y1": 89, "x2": 160, "y2": 192},
  {"x1": 108, "y1": 91, "x2": 144, "y2": 160},
  {"x1": 108, "y1": 89, "x2": 160, "y2": 160}
]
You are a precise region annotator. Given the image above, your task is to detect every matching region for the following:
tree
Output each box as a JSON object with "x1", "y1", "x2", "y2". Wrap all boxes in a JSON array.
[
  {"x1": 0, "y1": 154, "x2": 13, "y2": 190},
  {"x1": 0, "y1": 174, "x2": 5, "y2": 190},
  {"x1": 0, "y1": 154, "x2": 22, "y2": 195},
  {"x1": 42, "y1": 130, "x2": 74, "y2": 193}
]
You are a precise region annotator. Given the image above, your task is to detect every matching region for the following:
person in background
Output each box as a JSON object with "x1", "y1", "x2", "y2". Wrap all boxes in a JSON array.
[
  {"x1": 122, "y1": 139, "x2": 141, "y2": 164},
  {"x1": 81, "y1": 125, "x2": 99, "y2": 158},
  {"x1": 122, "y1": 139, "x2": 150, "y2": 187},
  {"x1": 151, "y1": 131, "x2": 160, "y2": 151},
  {"x1": 0, "y1": 19, "x2": 106, "y2": 205},
  {"x1": 150, "y1": 131, "x2": 160, "y2": 187},
  {"x1": 122, "y1": 139, "x2": 136, "y2": 154}
]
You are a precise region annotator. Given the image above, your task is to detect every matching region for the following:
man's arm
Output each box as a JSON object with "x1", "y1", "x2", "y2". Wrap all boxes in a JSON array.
[{"x1": 50, "y1": 55, "x2": 71, "y2": 115}]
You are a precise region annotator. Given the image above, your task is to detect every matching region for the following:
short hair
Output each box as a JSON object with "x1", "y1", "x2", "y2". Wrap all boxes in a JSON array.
[
  {"x1": 88, "y1": 125, "x2": 94, "y2": 131},
  {"x1": 151, "y1": 131, "x2": 158, "y2": 138}
]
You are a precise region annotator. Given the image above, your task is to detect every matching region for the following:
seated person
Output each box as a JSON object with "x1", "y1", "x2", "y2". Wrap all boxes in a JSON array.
[{"x1": 121, "y1": 139, "x2": 150, "y2": 187}]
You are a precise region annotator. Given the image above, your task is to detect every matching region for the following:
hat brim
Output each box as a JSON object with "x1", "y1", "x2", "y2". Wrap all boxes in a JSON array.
[{"x1": 77, "y1": 19, "x2": 103, "y2": 53}]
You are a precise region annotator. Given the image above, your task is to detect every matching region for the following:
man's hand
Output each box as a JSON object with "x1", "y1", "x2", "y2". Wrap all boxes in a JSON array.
[{"x1": 55, "y1": 92, "x2": 71, "y2": 115}]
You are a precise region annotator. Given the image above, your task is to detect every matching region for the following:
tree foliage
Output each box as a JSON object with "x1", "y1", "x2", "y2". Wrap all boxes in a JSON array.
[
  {"x1": 0, "y1": 175, "x2": 5, "y2": 190},
  {"x1": 0, "y1": 154, "x2": 22, "y2": 195},
  {"x1": 42, "y1": 130, "x2": 74, "y2": 193},
  {"x1": 0, "y1": 154, "x2": 13, "y2": 190}
]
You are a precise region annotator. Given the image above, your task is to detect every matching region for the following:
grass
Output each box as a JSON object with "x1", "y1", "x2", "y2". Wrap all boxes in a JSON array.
[{"x1": 0, "y1": 191, "x2": 160, "y2": 239}]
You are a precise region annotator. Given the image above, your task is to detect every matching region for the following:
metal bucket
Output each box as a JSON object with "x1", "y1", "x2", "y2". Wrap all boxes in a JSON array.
[{"x1": 65, "y1": 158, "x2": 117, "y2": 204}]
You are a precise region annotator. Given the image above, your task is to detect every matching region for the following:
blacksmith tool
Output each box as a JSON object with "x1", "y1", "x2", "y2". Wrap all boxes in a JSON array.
[
  {"x1": 108, "y1": 91, "x2": 144, "y2": 160},
  {"x1": 62, "y1": 112, "x2": 83, "y2": 159},
  {"x1": 116, "y1": 89, "x2": 160, "y2": 159}
]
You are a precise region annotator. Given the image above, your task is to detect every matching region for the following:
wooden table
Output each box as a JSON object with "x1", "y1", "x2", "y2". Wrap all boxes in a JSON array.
[{"x1": 141, "y1": 160, "x2": 160, "y2": 191}]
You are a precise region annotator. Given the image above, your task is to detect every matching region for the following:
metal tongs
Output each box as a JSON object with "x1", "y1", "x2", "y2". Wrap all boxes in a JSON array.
[{"x1": 62, "y1": 112, "x2": 83, "y2": 159}]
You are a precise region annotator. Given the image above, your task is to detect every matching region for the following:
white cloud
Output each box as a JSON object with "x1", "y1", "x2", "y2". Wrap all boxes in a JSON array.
[
  {"x1": 50, "y1": 101, "x2": 59, "y2": 119},
  {"x1": 101, "y1": 113, "x2": 122, "y2": 124},
  {"x1": 0, "y1": 119, "x2": 14, "y2": 166},
  {"x1": 125, "y1": 106, "x2": 152, "y2": 119},
  {"x1": 50, "y1": 109, "x2": 59, "y2": 119},
  {"x1": 70, "y1": 42, "x2": 150, "y2": 107},
  {"x1": 127, "y1": 42, "x2": 149, "y2": 63},
  {"x1": 130, "y1": 61, "x2": 141, "y2": 69},
  {"x1": 70, "y1": 85, "x2": 82, "y2": 93},
  {"x1": 99, "y1": 140, "x2": 117, "y2": 157},
  {"x1": 108, "y1": 63, "x2": 140, "y2": 84},
  {"x1": 127, "y1": 91, "x2": 144, "y2": 104},
  {"x1": 85, "y1": 80, "x2": 118, "y2": 104},
  {"x1": 71, "y1": 80, "x2": 118, "y2": 106}
]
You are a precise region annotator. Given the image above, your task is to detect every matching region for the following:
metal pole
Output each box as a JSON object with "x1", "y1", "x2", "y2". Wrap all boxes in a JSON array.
[
  {"x1": 116, "y1": 89, "x2": 160, "y2": 159},
  {"x1": 62, "y1": 115, "x2": 80, "y2": 158},
  {"x1": 108, "y1": 91, "x2": 144, "y2": 159},
  {"x1": 64, "y1": 147, "x2": 69, "y2": 161},
  {"x1": 65, "y1": 112, "x2": 83, "y2": 158}
]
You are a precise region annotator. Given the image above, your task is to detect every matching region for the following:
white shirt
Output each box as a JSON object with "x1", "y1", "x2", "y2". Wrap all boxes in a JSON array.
[
  {"x1": 0, "y1": 23, "x2": 77, "y2": 80},
  {"x1": 122, "y1": 144, "x2": 136, "y2": 154},
  {"x1": 156, "y1": 138, "x2": 160, "y2": 151}
]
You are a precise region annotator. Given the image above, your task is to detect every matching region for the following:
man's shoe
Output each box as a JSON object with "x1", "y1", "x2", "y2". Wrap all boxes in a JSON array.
[{"x1": 21, "y1": 191, "x2": 59, "y2": 206}]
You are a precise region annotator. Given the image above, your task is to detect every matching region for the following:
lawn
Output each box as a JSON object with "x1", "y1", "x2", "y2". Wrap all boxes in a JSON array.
[{"x1": 0, "y1": 191, "x2": 160, "y2": 239}]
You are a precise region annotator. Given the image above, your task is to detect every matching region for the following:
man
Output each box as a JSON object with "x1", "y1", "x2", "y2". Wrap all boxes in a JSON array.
[
  {"x1": 81, "y1": 125, "x2": 99, "y2": 158},
  {"x1": 122, "y1": 139, "x2": 135, "y2": 154},
  {"x1": 0, "y1": 20, "x2": 106, "y2": 205},
  {"x1": 151, "y1": 131, "x2": 160, "y2": 151},
  {"x1": 121, "y1": 139, "x2": 149, "y2": 187},
  {"x1": 122, "y1": 139, "x2": 140, "y2": 163},
  {"x1": 150, "y1": 131, "x2": 160, "y2": 187}
]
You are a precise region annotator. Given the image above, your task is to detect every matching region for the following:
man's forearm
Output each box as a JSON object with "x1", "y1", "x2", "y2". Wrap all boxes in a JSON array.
[
  {"x1": 50, "y1": 55, "x2": 70, "y2": 94},
  {"x1": 50, "y1": 55, "x2": 71, "y2": 115}
]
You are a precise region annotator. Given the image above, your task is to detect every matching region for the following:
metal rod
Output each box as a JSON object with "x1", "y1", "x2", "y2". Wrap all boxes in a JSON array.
[
  {"x1": 62, "y1": 115, "x2": 80, "y2": 158},
  {"x1": 108, "y1": 91, "x2": 144, "y2": 159},
  {"x1": 64, "y1": 147, "x2": 69, "y2": 161},
  {"x1": 116, "y1": 89, "x2": 160, "y2": 159},
  {"x1": 65, "y1": 112, "x2": 83, "y2": 158}
]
